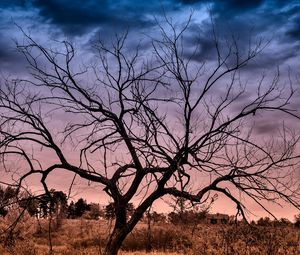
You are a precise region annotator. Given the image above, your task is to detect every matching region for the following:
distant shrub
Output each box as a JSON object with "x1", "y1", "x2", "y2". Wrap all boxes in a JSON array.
[
  {"x1": 0, "y1": 210, "x2": 36, "y2": 246},
  {"x1": 71, "y1": 237, "x2": 102, "y2": 249},
  {"x1": 6, "y1": 240, "x2": 37, "y2": 255},
  {"x1": 294, "y1": 214, "x2": 300, "y2": 228},
  {"x1": 122, "y1": 227, "x2": 192, "y2": 252}
]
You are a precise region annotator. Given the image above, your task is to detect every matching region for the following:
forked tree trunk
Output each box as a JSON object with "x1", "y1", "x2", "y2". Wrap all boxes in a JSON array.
[
  {"x1": 104, "y1": 194, "x2": 156, "y2": 255},
  {"x1": 104, "y1": 225, "x2": 128, "y2": 255},
  {"x1": 103, "y1": 205, "x2": 146, "y2": 255}
]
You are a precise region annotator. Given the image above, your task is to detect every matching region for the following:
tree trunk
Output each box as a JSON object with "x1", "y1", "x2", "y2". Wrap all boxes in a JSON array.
[
  {"x1": 103, "y1": 197, "x2": 156, "y2": 255},
  {"x1": 104, "y1": 226, "x2": 128, "y2": 255}
]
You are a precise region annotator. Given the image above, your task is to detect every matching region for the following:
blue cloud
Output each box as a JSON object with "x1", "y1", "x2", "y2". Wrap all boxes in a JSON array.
[
  {"x1": 0, "y1": 0, "x2": 299, "y2": 72},
  {"x1": 29, "y1": 0, "x2": 176, "y2": 35}
]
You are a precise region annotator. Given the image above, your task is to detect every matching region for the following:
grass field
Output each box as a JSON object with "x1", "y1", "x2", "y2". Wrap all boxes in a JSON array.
[{"x1": 0, "y1": 212, "x2": 300, "y2": 255}]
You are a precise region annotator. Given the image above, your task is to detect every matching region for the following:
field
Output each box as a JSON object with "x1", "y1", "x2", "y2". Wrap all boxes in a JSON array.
[{"x1": 0, "y1": 212, "x2": 300, "y2": 255}]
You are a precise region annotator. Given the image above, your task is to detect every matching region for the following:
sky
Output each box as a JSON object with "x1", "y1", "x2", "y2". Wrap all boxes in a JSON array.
[
  {"x1": 1, "y1": 0, "x2": 300, "y2": 220},
  {"x1": 1, "y1": 0, "x2": 300, "y2": 75}
]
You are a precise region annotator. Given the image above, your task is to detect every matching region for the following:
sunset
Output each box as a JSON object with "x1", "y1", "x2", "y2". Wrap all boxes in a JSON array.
[{"x1": 0, "y1": 1, "x2": 300, "y2": 255}]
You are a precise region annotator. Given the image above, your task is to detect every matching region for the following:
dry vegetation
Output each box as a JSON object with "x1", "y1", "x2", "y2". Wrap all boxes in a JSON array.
[{"x1": 0, "y1": 211, "x2": 300, "y2": 255}]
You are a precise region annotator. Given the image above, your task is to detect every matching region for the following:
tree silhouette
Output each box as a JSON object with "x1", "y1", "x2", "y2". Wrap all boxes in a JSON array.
[
  {"x1": 85, "y1": 203, "x2": 102, "y2": 220},
  {"x1": 67, "y1": 201, "x2": 76, "y2": 219},
  {"x1": 257, "y1": 217, "x2": 272, "y2": 226},
  {"x1": 32, "y1": 190, "x2": 68, "y2": 218},
  {"x1": 74, "y1": 198, "x2": 89, "y2": 218},
  {"x1": 105, "y1": 202, "x2": 134, "y2": 220},
  {"x1": 105, "y1": 202, "x2": 116, "y2": 220},
  {"x1": 294, "y1": 214, "x2": 300, "y2": 228},
  {"x1": 0, "y1": 16, "x2": 300, "y2": 255},
  {"x1": 0, "y1": 185, "x2": 22, "y2": 217}
]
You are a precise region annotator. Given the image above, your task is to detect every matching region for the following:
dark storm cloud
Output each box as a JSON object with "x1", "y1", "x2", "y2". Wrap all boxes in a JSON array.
[
  {"x1": 179, "y1": 0, "x2": 300, "y2": 73},
  {"x1": 0, "y1": 0, "x2": 273, "y2": 37},
  {"x1": 27, "y1": 0, "x2": 175, "y2": 35},
  {"x1": 286, "y1": 17, "x2": 300, "y2": 40},
  {"x1": 0, "y1": 0, "x2": 28, "y2": 8},
  {"x1": 1, "y1": 0, "x2": 300, "y2": 70},
  {"x1": 1, "y1": 0, "x2": 173, "y2": 36},
  {"x1": 180, "y1": 0, "x2": 264, "y2": 13},
  {"x1": 210, "y1": 0, "x2": 264, "y2": 15},
  {"x1": 1, "y1": 0, "x2": 299, "y2": 43},
  {"x1": 31, "y1": 0, "x2": 122, "y2": 35}
]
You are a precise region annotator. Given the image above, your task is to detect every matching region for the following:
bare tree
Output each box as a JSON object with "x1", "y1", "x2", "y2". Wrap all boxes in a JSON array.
[{"x1": 0, "y1": 17, "x2": 300, "y2": 255}]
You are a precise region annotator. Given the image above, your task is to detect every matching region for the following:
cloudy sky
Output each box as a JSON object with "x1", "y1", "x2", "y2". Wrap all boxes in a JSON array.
[
  {"x1": 1, "y1": 0, "x2": 299, "y2": 74},
  {"x1": 1, "y1": 0, "x2": 300, "y2": 219}
]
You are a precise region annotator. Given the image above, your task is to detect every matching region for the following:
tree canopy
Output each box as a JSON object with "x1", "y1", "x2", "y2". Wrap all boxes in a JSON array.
[{"x1": 0, "y1": 16, "x2": 300, "y2": 255}]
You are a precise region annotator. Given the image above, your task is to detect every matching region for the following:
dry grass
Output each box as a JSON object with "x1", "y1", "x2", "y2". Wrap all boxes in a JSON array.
[
  {"x1": 0, "y1": 212, "x2": 300, "y2": 255},
  {"x1": 120, "y1": 253, "x2": 180, "y2": 255}
]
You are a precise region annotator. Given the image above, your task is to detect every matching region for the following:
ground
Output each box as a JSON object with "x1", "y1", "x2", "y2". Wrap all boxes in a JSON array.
[{"x1": 0, "y1": 214, "x2": 299, "y2": 255}]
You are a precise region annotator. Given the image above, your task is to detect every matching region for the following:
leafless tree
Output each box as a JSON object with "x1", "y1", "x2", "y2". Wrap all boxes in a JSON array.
[{"x1": 1, "y1": 16, "x2": 300, "y2": 255}]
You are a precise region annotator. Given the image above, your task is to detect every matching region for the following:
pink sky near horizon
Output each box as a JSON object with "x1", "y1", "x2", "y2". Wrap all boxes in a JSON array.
[{"x1": 2, "y1": 166, "x2": 297, "y2": 222}]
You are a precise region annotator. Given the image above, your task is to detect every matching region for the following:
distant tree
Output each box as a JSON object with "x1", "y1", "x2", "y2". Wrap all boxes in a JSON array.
[
  {"x1": 105, "y1": 202, "x2": 134, "y2": 220},
  {"x1": 39, "y1": 195, "x2": 50, "y2": 218},
  {"x1": 33, "y1": 190, "x2": 68, "y2": 218},
  {"x1": 168, "y1": 211, "x2": 181, "y2": 225},
  {"x1": 0, "y1": 185, "x2": 46, "y2": 218},
  {"x1": 273, "y1": 218, "x2": 291, "y2": 227},
  {"x1": 0, "y1": 185, "x2": 18, "y2": 217},
  {"x1": 294, "y1": 214, "x2": 300, "y2": 228},
  {"x1": 51, "y1": 190, "x2": 68, "y2": 218},
  {"x1": 25, "y1": 197, "x2": 39, "y2": 217},
  {"x1": 74, "y1": 198, "x2": 90, "y2": 218},
  {"x1": 1, "y1": 15, "x2": 300, "y2": 255},
  {"x1": 168, "y1": 196, "x2": 209, "y2": 226},
  {"x1": 105, "y1": 202, "x2": 115, "y2": 220},
  {"x1": 84, "y1": 203, "x2": 102, "y2": 220},
  {"x1": 146, "y1": 211, "x2": 166, "y2": 224},
  {"x1": 19, "y1": 195, "x2": 39, "y2": 217},
  {"x1": 68, "y1": 199, "x2": 102, "y2": 219},
  {"x1": 168, "y1": 208, "x2": 208, "y2": 226},
  {"x1": 67, "y1": 201, "x2": 76, "y2": 219},
  {"x1": 257, "y1": 217, "x2": 272, "y2": 226}
]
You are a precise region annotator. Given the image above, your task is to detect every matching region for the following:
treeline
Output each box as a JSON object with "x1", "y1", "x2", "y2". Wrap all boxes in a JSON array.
[
  {"x1": 1, "y1": 185, "x2": 300, "y2": 228},
  {"x1": 0, "y1": 185, "x2": 133, "y2": 220}
]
